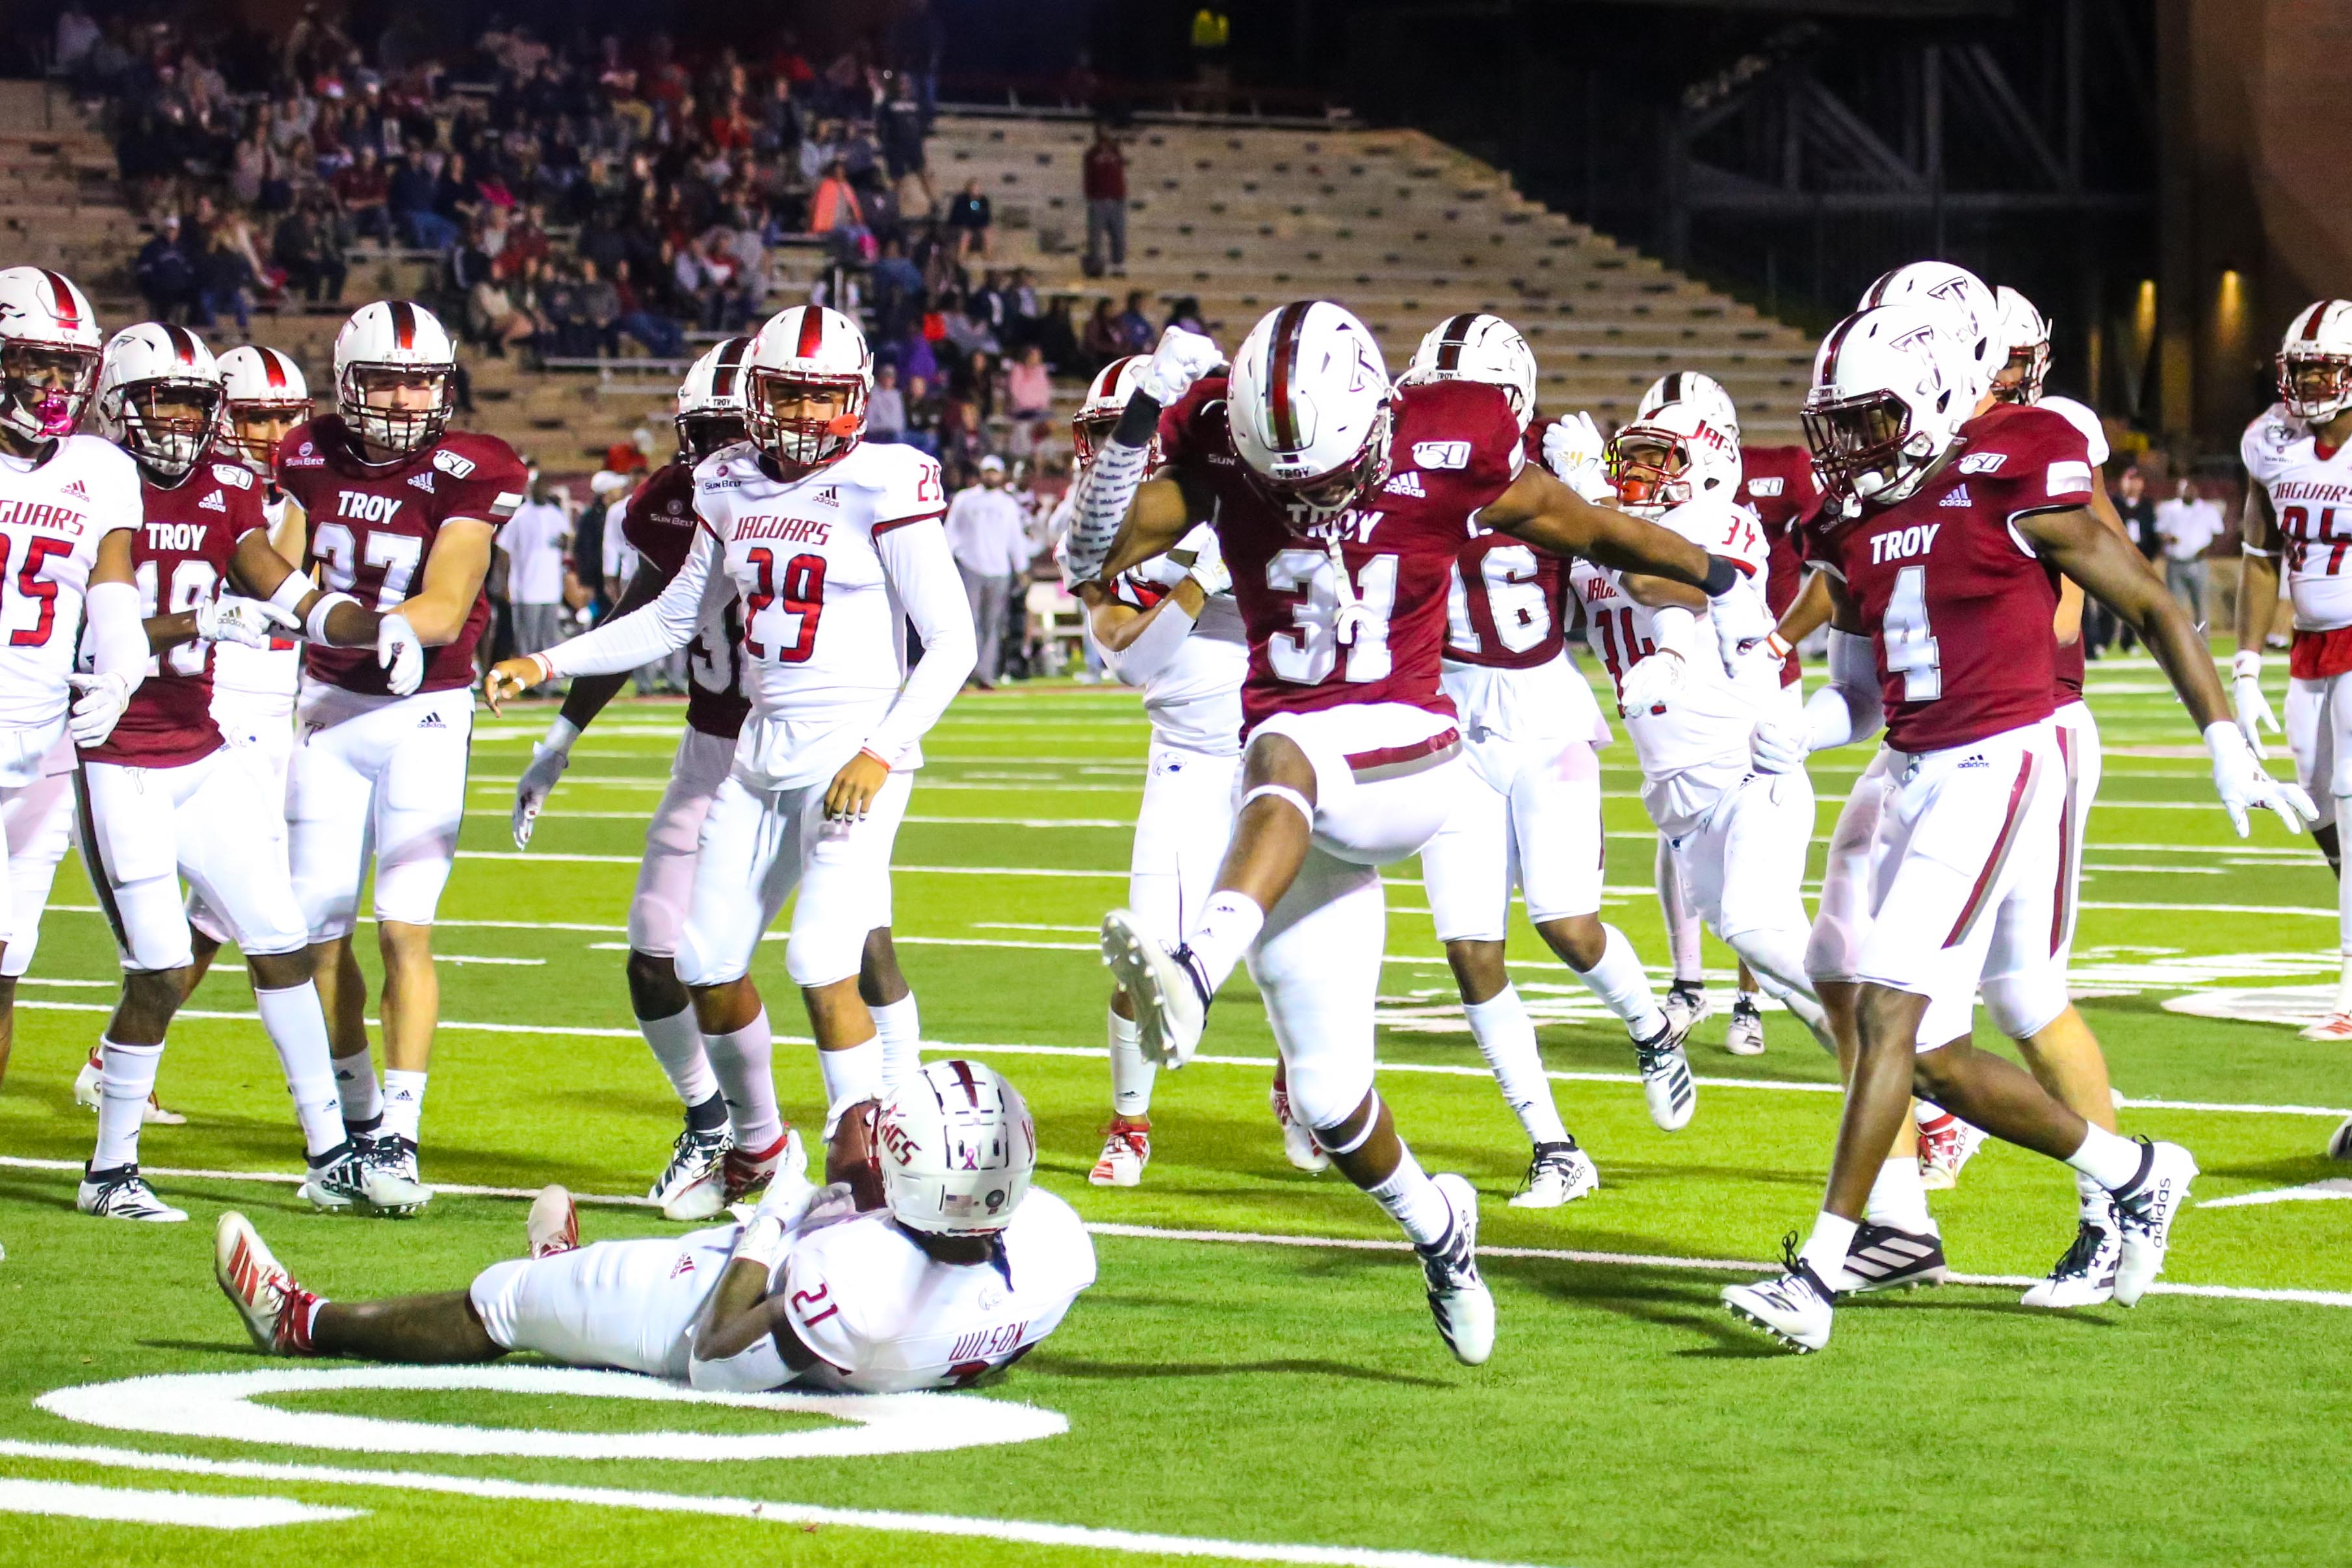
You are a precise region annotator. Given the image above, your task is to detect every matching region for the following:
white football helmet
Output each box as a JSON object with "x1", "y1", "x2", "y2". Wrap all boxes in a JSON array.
[
  {"x1": 2277, "y1": 299, "x2": 2352, "y2": 425},
  {"x1": 1994, "y1": 285, "x2": 2051, "y2": 406},
  {"x1": 1636, "y1": 369, "x2": 1742, "y2": 445},
  {"x1": 675, "y1": 334, "x2": 752, "y2": 460},
  {"x1": 216, "y1": 344, "x2": 311, "y2": 472},
  {"x1": 1801, "y1": 303, "x2": 1970, "y2": 508},
  {"x1": 744, "y1": 304, "x2": 872, "y2": 470},
  {"x1": 1403, "y1": 311, "x2": 1538, "y2": 431},
  {"x1": 1859, "y1": 262, "x2": 2002, "y2": 406},
  {"x1": 1227, "y1": 300, "x2": 1393, "y2": 521},
  {"x1": 0, "y1": 265, "x2": 103, "y2": 443},
  {"x1": 874, "y1": 1060, "x2": 1038, "y2": 1236},
  {"x1": 96, "y1": 322, "x2": 223, "y2": 482},
  {"x1": 1072, "y1": 353, "x2": 1153, "y2": 470},
  {"x1": 1606, "y1": 398, "x2": 1742, "y2": 517},
  {"x1": 333, "y1": 299, "x2": 456, "y2": 457}
]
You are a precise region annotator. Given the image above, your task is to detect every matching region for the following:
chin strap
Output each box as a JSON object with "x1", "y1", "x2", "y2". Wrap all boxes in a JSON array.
[{"x1": 1322, "y1": 530, "x2": 1370, "y2": 647}]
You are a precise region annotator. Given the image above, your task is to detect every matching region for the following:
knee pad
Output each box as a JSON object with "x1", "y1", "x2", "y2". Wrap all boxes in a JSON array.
[
  {"x1": 1282, "y1": 1049, "x2": 1376, "y2": 1135},
  {"x1": 1239, "y1": 783, "x2": 1313, "y2": 826},
  {"x1": 1982, "y1": 965, "x2": 2069, "y2": 1042}
]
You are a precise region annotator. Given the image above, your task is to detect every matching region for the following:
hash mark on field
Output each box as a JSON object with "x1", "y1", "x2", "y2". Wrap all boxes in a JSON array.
[{"x1": 0, "y1": 1478, "x2": 364, "y2": 1529}]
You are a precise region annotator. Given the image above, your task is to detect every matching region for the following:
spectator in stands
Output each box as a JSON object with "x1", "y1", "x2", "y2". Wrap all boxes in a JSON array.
[
  {"x1": 2108, "y1": 464, "x2": 2159, "y2": 653},
  {"x1": 434, "y1": 150, "x2": 482, "y2": 235},
  {"x1": 1083, "y1": 125, "x2": 1128, "y2": 278},
  {"x1": 469, "y1": 261, "x2": 541, "y2": 358},
  {"x1": 390, "y1": 144, "x2": 455, "y2": 250},
  {"x1": 946, "y1": 454, "x2": 1029, "y2": 690},
  {"x1": 1005, "y1": 344, "x2": 1052, "y2": 423},
  {"x1": 2155, "y1": 473, "x2": 2223, "y2": 624},
  {"x1": 869, "y1": 364, "x2": 909, "y2": 443},
  {"x1": 192, "y1": 224, "x2": 256, "y2": 338},
  {"x1": 1164, "y1": 294, "x2": 1207, "y2": 335},
  {"x1": 1082, "y1": 298, "x2": 1123, "y2": 371},
  {"x1": 946, "y1": 179, "x2": 991, "y2": 259},
  {"x1": 811, "y1": 159, "x2": 870, "y2": 257},
  {"x1": 231, "y1": 125, "x2": 268, "y2": 208},
  {"x1": 611, "y1": 260, "x2": 685, "y2": 357},
  {"x1": 499, "y1": 471, "x2": 575, "y2": 660},
  {"x1": 1116, "y1": 289, "x2": 1154, "y2": 354},
  {"x1": 273, "y1": 194, "x2": 346, "y2": 307},
  {"x1": 135, "y1": 216, "x2": 198, "y2": 322},
  {"x1": 335, "y1": 144, "x2": 393, "y2": 244},
  {"x1": 54, "y1": 5, "x2": 100, "y2": 80}
]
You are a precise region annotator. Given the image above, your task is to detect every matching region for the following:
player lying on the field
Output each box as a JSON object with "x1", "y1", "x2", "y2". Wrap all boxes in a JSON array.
[{"x1": 215, "y1": 1060, "x2": 1094, "y2": 1392}]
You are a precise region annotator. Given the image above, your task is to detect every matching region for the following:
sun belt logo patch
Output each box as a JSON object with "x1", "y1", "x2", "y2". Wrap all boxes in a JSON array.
[{"x1": 1412, "y1": 440, "x2": 1470, "y2": 471}]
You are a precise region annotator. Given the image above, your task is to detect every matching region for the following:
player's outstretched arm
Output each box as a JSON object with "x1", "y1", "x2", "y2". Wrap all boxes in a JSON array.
[
  {"x1": 831, "y1": 519, "x2": 976, "y2": 819},
  {"x1": 399, "y1": 517, "x2": 497, "y2": 645},
  {"x1": 1094, "y1": 473, "x2": 1205, "y2": 583},
  {"x1": 485, "y1": 525, "x2": 727, "y2": 711},
  {"x1": 508, "y1": 562, "x2": 679, "y2": 847},
  {"x1": 2232, "y1": 480, "x2": 2285, "y2": 755},
  {"x1": 1776, "y1": 568, "x2": 1833, "y2": 649}
]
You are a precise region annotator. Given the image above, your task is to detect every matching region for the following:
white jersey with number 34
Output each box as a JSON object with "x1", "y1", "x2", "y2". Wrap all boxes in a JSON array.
[
  {"x1": 0, "y1": 435, "x2": 140, "y2": 744},
  {"x1": 2241, "y1": 401, "x2": 2352, "y2": 631}
]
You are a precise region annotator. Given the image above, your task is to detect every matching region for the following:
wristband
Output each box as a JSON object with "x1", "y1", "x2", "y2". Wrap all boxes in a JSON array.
[
  {"x1": 1112, "y1": 388, "x2": 1162, "y2": 450},
  {"x1": 732, "y1": 1211, "x2": 791, "y2": 1274},
  {"x1": 267, "y1": 571, "x2": 313, "y2": 618},
  {"x1": 1764, "y1": 631, "x2": 1794, "y2": 662},
  {"x1": 2232, "y1": 649, "x2": 2262, "y2": 679},
  {"x1": 1702, "y1": 555, "x2": 1745, "y2": 597},
  {"x1": 857, "y1": 744, "x2": 893, "y2": 770},
  {"x1": 541, "y1": 714, "x2": 582, "y2": 755},
  {"x1": 304, "y1": 590, "x2": 360, "y2": 643}
]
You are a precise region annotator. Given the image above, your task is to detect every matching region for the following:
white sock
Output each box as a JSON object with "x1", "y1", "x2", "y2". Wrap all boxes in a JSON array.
[
  {"x1": 639, "y1": 1006, "x2": 717, "y2": 1108},
  {"x1": 380, "y1": 1069, "x2": 427, "y2": 1143},
  {"x1": 1366, "y1": 1145, "x2": 1452, "y2": 1248},
  {"x1": 1463, "y1": 985, "x2": 1567, "y2": 1145},
  {"x1": 870, "y1": 994, "x2": 922, "y2": 1090},
  {"x1": 1656, "y1": 839, "x2": 1704, "y2": 985},
  {"x1": 1184, "y1": 891, "x2": 1265, "y2": 994},
  {"x1": 1738, "y1": 989, "x2": 1764, "y2": 1009},
  {"x1": 93, "y1": 1037, "x2": 162, "y2": 1171},
  {"x1": 818, "y1": 1034, "x2": 885, "y2": 1115},
  {"x1": 252, "y1": 982, "x2": 345, "y2": 1160},
  {"x1": 1109, "y1": 1007, "x2": 1155, "y2": 1119},
  {"x1": 705, "y1": 1008, "x2": 783, "y2": 1153},
  {"x1": 2076, "y1": 1167, "x2": 2112, "y2": 1222},
  {"x1": 1574, "y1": 924, "x2": 1668, "y2": 1039},
  {"x1": 1865, "y1": 1156, "x2": 1937, "y2": 1234},
  {"x1": 1798, "y1": 1210, "x2": 1858, "y2": 1285},
  {"x1": 2065, "y1": 1123, "x2": 2145, "y2": 1190},
  {"x1": 333, "y1": 1048, "x2": 382, "y2": 1127}
]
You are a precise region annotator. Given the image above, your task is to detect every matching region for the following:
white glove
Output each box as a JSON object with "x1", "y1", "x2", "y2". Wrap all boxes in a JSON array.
[
  {"x1": 377, "y1": 612, "x2": 424, "y2": 697},
  {"x1": 1750, "y1": 714, "x2": 1808, "y2": 775},
  {"x1": 1709, "y1": 584, "x2": 1777, "y2": 673},
  {"x1": 512, "y1": 715, "x2": 578, "y2": 848},
  {"x1": 1184, "y1": 529, "x2": 1230, "y2": 597},
  {"x1": 2205, "y1": 720, "x2": 2318, "y2": 838},
  {"x1": 1617, "y1": 649, "x2": 1685, "y2": 714},
  {"x1": 2231, "y1": 649, "x2": 2280, "y2": 761},
  {"x1": 66, "y1": 672, "x2": 131, "y2": 748},
  {"x1": 194, "y1": 595, "x2": 299, "y2": 649},
  {"x1": 1541, "y1": 412, "x2": 1614, "y2": 503},
  {"x1": 1133, "y1": 325, "x2": 1224, "y2": 406}
]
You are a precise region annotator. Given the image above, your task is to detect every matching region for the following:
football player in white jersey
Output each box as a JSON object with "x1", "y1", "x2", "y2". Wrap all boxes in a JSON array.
[
  {"x1": 1405, "y1": 313, "x2": 1648, "y2": 1202},
  {"x1": 1058, "y1": 356, "x2": 1272, "y2": 1187},
  {"x1": 484, "y1": 306, "x2": 975, "y2": 1203},
  {"x1": 0, "y1": 267, "x2": 151, "y2": 1118},
  {"x1": 215, "y1": 1060, "x2": 1097, "y2": 1392},
  {"x1": 2238, "y1": 298, "x2": 2352, "y2": 1040}
]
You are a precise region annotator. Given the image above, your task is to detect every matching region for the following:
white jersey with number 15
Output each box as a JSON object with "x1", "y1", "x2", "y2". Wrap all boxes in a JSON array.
[{"x1": 0, "y1": 434, "x2": 140, "y2": 743}]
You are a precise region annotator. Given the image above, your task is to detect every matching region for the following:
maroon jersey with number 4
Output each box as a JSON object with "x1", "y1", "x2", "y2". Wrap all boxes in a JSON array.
[
  {"x1": 275, "y1": 415, "x2": 528, "y2": 696},
  {"x1": 1739, "y1": 445, "x2": 1821, "y2": 688},
  {"x1": 621, "y1": 459, "x2": 751, "y2": 740},
  {"x1": 1803, "y1": 406, "x2": 2094, "y2": 753},
  {"x1": 1157, "y1": 376, "x2": 1524, "y2": 730},
  {"x1": 83, "y1": 452, "x2": 267, "y2": 768}
]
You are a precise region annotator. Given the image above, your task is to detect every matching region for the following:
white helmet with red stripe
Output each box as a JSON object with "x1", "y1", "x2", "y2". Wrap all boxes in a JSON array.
[
  {"x1": 873, "y1": 1059, "x2": 1038, "y2": 1236},
  {"x1": 1994, "y1": 285, "x2": 2051, "y2": 406},
  {"x1": 1403, "y1": 311, "x2": 1538, "y2": 431},
  {"x1": 744, "y1": 304, "x2": 872, "y2": 470},
  {"x1": 1228, "y1": 299, "x2": 1393, "y2": 520},
  {"x1": 0, "y1": 265, "x2": 103, "y2": 443},
  {"x1": 1859, "y1": 262, "x2": 2002, "y2": 406},
  {"x1": 1607, "y1": 397, "x2": 1743, "y2": 518},
  {"x1": 333, "y1": 299, "x2": 456, "y2": 458},
  {"x1": 1801, "y1": 303, "x2": 1970, "y2": 509},
  {"x1": 216, "y1": 344, "x2": 312, "y2": 472},
  {"x1": 675, "y1": 334, "x2": 753, "y2": 460},
  {"x1": 1636, "y1": 369, "x2": 1741, "y2": 443},
  {"x1": 1072, "y1": 354, "x2": 1156, "y2": 470},
  {"x1": 96, "y1": 321, "x2": 223, "y2": 482},
  {"x1": 2277, "y1": 299, "x2": 2352, "y2": 425}
]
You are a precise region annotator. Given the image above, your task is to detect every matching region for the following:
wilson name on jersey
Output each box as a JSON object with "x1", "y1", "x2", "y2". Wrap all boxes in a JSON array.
[
  {"x1": 623, "y1": 460, "x2": 750, "y2": 740},
  {"x1": 1156, "y1": 376, "x2": 1524, "y2": 731},
  {"x1": 0, "y1": 434, "x2": 141, "y2": 733},
  {"x1": 84, "y1": 454, "x2": 267, "y2": 768},
  {"x1": 276, "y1": 416, "x2": 527, "y2": 696},
  {"x1": 1805, "y1": 406, "x2": 2091, "y2": 754},
  {"x1": 2241, "y1": 401, "x2": 2352, "y2": 631}
]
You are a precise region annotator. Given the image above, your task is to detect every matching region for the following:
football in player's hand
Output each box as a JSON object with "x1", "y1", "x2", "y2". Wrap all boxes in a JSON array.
[{"x1": 826, "y1": 1097, "x2": 887, "y2": 1211}]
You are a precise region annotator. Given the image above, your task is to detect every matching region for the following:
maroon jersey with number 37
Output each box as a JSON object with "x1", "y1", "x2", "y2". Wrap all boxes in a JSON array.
[
  {"x1": 275, "y1": 415, "x2": 528, "y2": 696},
  {"x1": 83, "y1": 452, "x2": 267, "y2": 768},
  {"x1": 1803, "y1": 406, "x2": 2093, "y2": 753},
  {"x1": 1156, "y1": 376, "x2": 1524, "y2": 731},
  {"x1": 621, "y1": 459, "x2": 751, "y2": 739}
]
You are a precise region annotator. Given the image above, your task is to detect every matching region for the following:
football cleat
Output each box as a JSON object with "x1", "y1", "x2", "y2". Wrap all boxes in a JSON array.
[
  {"x1": 2329, "y1": 1116, "x2": 2352, "y2": 1162},
  {"x1": 354, "y1": 1132, "x2": 433, "y2": 1216},
  {"x1": 651, "y1": 1123, "x2": 733, "y2": 1221},
  {"x1": 77, "y1": 1164, "x2": 187, "y2": 1222},
  {"x1": 529, "y1": 1184, "x2": 580, "y2": 1258},
  {"x1": 1088, "y1": 1118, "x2": 1151, "y2": 1187},
  {"x1": 1722, "y1": 1234, "x2": 1836, "y2": 1353},
  {"x1": 73, "y1": 1052, "x2": 185, "y2": 1124},
  {"x1": 1269, "y1": 1080, "x2": 1329, "y2": 1173},
  {"x1": 1100, "y1": 908, "x2": 1210, "y2": 1068},
  {"x1": 722, "y1": 1125, "x2": 807, "y2": 1206},
  {"x1": 1724, "y1": 997, "x2": 1766, "y2": 1057},
  {"x1": 296, "y1": 1141, "x2": 430, "y2": 1215},
  {"x1": 1916, "y1": 1110, "x2": 1985, "y2": 1190},
  {"x1": 1632, "y1": 1015, "x2": 1697, "y2": 1131},
  {"x1": 1417, "y1": 1172, "x2": 1494, "y2": 1365},
  {"x1": 2110, "y1": 1138, "x2": 2199, "y2": 1307},
  {"x1": 1508, "y1": 1139, "x2": 1599, "y2": 1208},
  {"x1": 2299, "y1": 1010, "x2": 2352, "y2": 1041},
  {"x1": 1840, "y1": 1222, "x2": 1948, "y2": 1293},
  {"x1": 1662, "y1": 981, "x2": 1712, "y2": 1038},
  {"x1": 2020, "y1": 1214, "x2": 2121, "y2": 1309},
  {"x1": 213, "y1": 1211, "x2": 315, "y2": 1355}
]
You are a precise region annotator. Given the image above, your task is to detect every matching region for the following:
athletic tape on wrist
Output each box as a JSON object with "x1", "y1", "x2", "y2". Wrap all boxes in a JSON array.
[
  {"x1": 267, "y1": 571, "x2": 313, "y2": 618},
  {"x1": 1240, "y1": 783, "x2": 1313, "y2": 825},
  {"x1": 1323, "y1": 1092, "x2": 1382, "y2": 1155},
  {"x1": 304, "y1": 591, "x2": 359, "y2": 643}
]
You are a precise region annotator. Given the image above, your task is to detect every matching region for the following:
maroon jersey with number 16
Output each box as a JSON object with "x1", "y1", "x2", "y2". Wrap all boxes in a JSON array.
[
  {"x1": 621, "y1": 459, "x2": 751, "y2": 740},
  {"x1": 1441, "y1": 416, "x2": 1567, "y2": 670}
]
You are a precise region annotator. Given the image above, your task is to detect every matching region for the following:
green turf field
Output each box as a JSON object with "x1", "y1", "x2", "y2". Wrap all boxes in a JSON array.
[{"x1": 1, "y1": 655, "x2": 2348, "y2": 1567}]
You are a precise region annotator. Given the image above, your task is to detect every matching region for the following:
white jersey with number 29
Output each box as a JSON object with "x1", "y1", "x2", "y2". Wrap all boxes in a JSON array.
[{"x1": 0, "y1": 434, "x2": 140, "y2": 746}]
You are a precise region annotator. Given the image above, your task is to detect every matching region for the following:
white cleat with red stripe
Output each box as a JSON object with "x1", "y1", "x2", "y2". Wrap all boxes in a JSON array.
[
  {"x1": 528, "y1": 1185, "x2": 580, "y2": 1258},
  {"x1": 2299, "y1": 1010, "x2": 2352, "y2": 1041},
  {"x1": 213, "y1": 1211, "x2": 318, "y2": 1356}
]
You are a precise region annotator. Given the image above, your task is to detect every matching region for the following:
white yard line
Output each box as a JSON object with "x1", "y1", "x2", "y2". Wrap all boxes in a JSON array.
[
  {"x1": 0, "y1": 1476, "x2": 364, "y2": 1529},
  {"x1": 2198, "y1": 1179, "x2": 2352, "y2": 1209}
]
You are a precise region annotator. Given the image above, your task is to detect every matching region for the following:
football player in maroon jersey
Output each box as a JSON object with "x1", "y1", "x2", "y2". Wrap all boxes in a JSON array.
[
  {"x1": 273, "y1": 300, "x2": 528, "y2": 1209},
  {"x1": 1070, "y1": 306, "x2": 1772, "y2": 1364},
  {"x1": 1721, "y1": 302, "x2": 2311, "y2": 1353}
]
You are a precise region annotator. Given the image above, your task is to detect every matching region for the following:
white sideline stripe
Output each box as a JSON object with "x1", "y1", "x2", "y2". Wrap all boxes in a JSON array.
[
  {"x1": 0, "y1": 1443, "x2": 1548, "y2": 1568},
  {"x1": 469, "y1": 811, "x2": 1142, "y2": 829},
  {"x1": 2199, "y1": 1179, "x2": 2352, "y2": 1209},
  {"x1": 0, "y1": 1476, "x2": 364, "y2": 1529}
]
